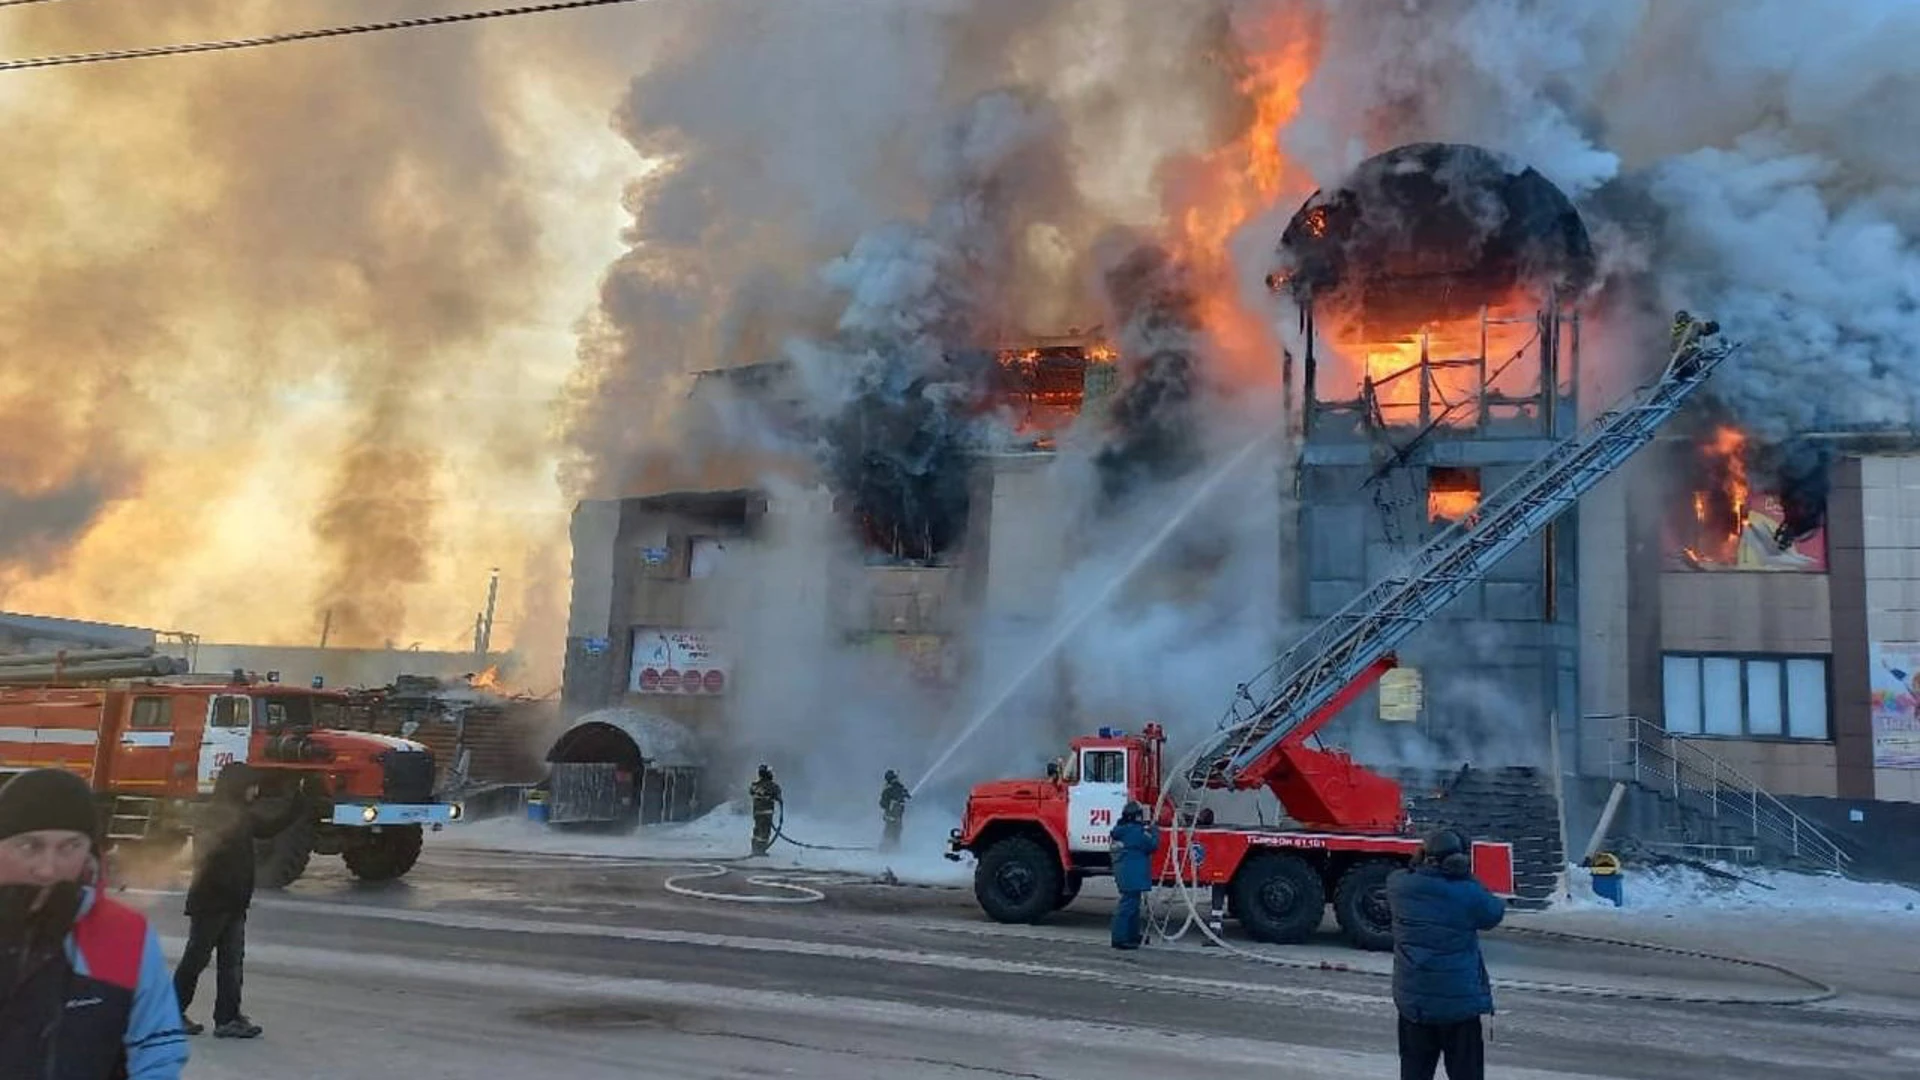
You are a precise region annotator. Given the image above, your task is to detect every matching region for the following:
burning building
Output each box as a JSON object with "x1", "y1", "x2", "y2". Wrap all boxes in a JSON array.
[
  {"x1": 1274, "y1": 143, "x2": 1594, "y2": 768},
  {"x1": 559, "y1": 329, "x2": 1123, "y2": 789}
]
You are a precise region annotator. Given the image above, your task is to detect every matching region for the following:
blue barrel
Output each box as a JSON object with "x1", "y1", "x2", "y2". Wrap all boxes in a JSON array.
[
  {"x1": 526, "y1": 790, "x2": 549, "y2": 824},
  {"x1": 1590, "y1": 852, "x2": 1623, "y2": 906}
]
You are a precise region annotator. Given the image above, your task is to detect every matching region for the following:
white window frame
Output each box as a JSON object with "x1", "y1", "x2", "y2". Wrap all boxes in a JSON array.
[{"x1": 1661, "y1": 652, "x2": 1830, "y2": 741}]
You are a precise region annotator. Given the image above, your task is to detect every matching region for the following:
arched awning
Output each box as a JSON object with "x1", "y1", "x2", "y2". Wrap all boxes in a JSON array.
[{"x1": 545, "y1": 709, "x2": 704, "y2": 769}]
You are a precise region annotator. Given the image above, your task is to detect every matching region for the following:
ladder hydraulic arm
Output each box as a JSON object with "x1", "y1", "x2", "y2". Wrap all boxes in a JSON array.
[{"x1": 1193, "y1": 317, "x2": 1738, "y2": 795}]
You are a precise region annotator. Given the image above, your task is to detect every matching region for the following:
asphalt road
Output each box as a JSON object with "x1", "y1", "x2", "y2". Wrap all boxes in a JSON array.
[{"x1": 119, "y1": 845, "x2": 1920, "y2": 1080}]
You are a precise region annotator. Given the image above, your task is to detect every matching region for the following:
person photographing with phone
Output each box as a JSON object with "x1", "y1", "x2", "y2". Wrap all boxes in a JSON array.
[{"x1": 1387, "y1": 828, "x2": 1506, "y2": 1080}]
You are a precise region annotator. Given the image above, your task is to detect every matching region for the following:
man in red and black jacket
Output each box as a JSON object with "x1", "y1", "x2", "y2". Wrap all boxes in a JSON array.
[{"x1": 0, "y1": 768, "x2": 189, "y2": 1080}]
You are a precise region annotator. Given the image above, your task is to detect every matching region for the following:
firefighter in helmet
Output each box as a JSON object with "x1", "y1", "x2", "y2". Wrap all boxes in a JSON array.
[
  {"x1": 748, "y1": 765, "x2": 782, "y2": 857},
  {"x1": 878, "y1": 769, "x2": 911, "y2": 852},
  {"x1": 1670, "y1": 309, "x2": 1721, "y2": 376}
]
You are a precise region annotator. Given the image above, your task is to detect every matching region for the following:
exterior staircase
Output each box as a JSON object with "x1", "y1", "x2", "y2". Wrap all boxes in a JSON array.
[
  {"x1": 1395, "y1": 765, "x2": 1565, "y2": 911},
  {"x1": 1587, "y1": 714, "x2": 1848, "y2": 874}
]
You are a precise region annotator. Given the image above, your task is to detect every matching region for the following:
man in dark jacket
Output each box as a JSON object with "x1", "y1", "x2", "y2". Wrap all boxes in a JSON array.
[
  {"x1": 171, "y1": 765, "x2": 301, "y2": 1040},
  {"x1": 1387, "y1": 829, "x2": 1506, "y2": 1080},
  {"x1": 0, "y1": 768, "x2": 188, "y2": 1079},
  {"x1": 1107, "y1": 802, "x2": 1158, "y2": 950},
  {"x1": 878, "y1": 770, "x2": 910, "y2": 852}
]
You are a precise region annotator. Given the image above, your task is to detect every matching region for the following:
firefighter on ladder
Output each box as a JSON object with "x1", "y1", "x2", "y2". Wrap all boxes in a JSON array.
[
  {"x1": 748, "y1": 765, "x2": 782, "y2": 857},
  {"x1": 878, "y1": 770, "x2": 911, "y2": 852},
  {"x1": 1670, "y1": 310, "x2": 1720, "y2": 376}
]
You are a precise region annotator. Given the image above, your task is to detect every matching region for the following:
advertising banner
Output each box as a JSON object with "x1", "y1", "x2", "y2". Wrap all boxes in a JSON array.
[{"x1": 1870, "y1": 642, "x2": 1920, "y2": 768}]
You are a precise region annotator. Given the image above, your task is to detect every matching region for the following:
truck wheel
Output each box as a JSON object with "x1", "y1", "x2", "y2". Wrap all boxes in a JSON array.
[
  {"x1": 974, "y1": 836, "x2": 1061, "y2": 924},
  {"x1": 342, "y1": 825, "x2": 424, "y2": 882},
  {"x1": 1333, "y1": 859, "x2": 1400, "y2": 952},
  {"x1": 1230, "y1": 854, "x2": 1325, "y2": 944},
  {"x1": 254, "y1": 803, "x2": 316, "y2": 890},
  {"x1": 1054, "y1": 872, "x2": 1084, "y2": 911}
]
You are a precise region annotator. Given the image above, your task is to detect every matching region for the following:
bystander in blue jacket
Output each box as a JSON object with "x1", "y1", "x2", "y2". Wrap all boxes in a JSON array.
[{"x1": 1387, "y1": 829, "x2": 1506, "y2": 1080}]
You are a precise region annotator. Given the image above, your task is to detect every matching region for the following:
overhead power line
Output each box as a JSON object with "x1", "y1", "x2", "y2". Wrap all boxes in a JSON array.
[
  {"x1": 0, "y1": 0, "x2": 653, "y2": 72},
  {"x1": 0, "y1": 0, "x2": 72, "y2": 8}
]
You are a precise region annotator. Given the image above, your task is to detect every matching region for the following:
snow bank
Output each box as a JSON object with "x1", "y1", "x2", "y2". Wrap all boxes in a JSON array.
[
  {"x1": 442, "y1": 804, "x2": 973, "y2": 887},
  {"x1": 1557, "y1": 862, "x2": 1920, "y2": 916}
]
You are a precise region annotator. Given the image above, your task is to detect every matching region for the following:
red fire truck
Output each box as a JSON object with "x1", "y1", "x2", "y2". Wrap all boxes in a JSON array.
[
  {"x1": 0, "y1": 663, "x2": 459, "y2": 885},
  {"x1": 945, "y1": 656, "x2": 1515, "y2": 952},
  {"x1": 944, "y1": 318, "x2": 1739, "y2": 949}
]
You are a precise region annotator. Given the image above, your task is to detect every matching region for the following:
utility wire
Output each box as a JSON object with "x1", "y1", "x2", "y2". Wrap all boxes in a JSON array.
[
  {"x1": 0, "y1": 0, "x2": 73, "y2": 8},
  {"x1": 0, "y1": 0, "x2": 652, "y2": 72}
]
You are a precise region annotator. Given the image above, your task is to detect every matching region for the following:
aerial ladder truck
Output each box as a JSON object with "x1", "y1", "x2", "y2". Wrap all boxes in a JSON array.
[{"x1": 946, "y1": 317, "x2": 1735, "y2": 950}]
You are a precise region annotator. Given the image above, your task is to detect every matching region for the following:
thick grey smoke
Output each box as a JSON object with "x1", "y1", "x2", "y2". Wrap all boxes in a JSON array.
[
  {"x1": 1289, "y1": 0, "x2": 1920, "y2": 440},
  {"x1": 572, "y1": 0, "x2": 1920, "y2": 809}
]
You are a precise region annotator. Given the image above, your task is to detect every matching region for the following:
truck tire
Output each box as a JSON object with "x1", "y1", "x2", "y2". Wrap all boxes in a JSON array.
[
  {"x1": 974, "y1": 835, "x2": 1061, "y2": 924},
  {"x1": 342, "y1": 825, "x2": 424, "y2": 882},
  {"x1": 1231, "y1": 854, "x2": 1325, "y2": 945},
  {"x1": 253, "y1": 802, "x2": 316, "y2": 890},
  {"x1": 1054, "y1": 871, "x2": 1084, "y2": 911},
  {"x1": 1333, "y1": 859, "x2": 1400, "y2": 952}
]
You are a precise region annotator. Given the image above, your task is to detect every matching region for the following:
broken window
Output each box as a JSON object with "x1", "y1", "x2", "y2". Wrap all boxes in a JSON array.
[{"x1": 1427, "y1": 467, "x2": 1481, "y2": 523}]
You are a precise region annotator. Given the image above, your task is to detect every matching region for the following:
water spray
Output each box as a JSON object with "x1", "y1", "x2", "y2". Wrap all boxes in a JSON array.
[{"x1": 911, "y1": 427, "x2": 1275, "y2": 794}]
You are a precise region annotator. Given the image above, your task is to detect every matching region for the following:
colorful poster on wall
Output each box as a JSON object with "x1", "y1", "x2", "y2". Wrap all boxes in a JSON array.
[
  {"x1": 1869, "y1": 643, "x2": 1920, "y2": 768},
  {"x1": 1664, "y1": 492, "x2": 1828, "y2": 572},
  {"x1": 1666, "y1": 490, "x2": 1827, "y2": 572},
  {"x1": 629, "y1": 628, "x2": 728, "y2": 695}
]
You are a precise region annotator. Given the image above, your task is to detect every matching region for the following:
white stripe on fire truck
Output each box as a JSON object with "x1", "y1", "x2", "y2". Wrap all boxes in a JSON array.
[
  {"x1": 118, "y1": 731, "x2": 174, "y2": 748},
  {"x1": 0, "y1": 726, "x2": 100, "y2": 745}
]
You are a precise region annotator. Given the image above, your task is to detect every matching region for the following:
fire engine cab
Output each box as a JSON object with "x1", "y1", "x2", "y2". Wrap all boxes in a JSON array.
[{"x1": 0, "y1": 668, "x2": 458, "y2": 885}]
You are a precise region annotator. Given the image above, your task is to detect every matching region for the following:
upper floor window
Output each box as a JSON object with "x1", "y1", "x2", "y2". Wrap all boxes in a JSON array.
[{"x1": 1662, "y1": 652, "x2": 1828, "y2": 740}]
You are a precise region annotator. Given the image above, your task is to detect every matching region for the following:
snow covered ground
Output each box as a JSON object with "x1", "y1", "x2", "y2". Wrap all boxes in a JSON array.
[
  {"x1": 1554, "y1": 861, "x2": 1920, "y2": 916},
  {"x1": 442, "y1": 803, "x2": 975, "y2": 886}
]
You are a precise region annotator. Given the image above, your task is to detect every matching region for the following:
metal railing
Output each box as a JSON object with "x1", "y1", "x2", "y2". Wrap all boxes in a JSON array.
[{"x1": 1591, "y1": 714, "x2": 1848, "y2": 874}]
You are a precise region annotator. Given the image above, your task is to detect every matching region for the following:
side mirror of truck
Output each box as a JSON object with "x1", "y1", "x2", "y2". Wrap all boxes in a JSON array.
[{"x1": 1045, "y1": 761, "x2": 1061, "y2": 783}]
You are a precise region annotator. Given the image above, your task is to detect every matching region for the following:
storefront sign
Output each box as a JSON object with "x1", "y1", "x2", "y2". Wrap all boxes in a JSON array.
[{"x1": 630, "y1": 628, "x2": 728, "y2": 695}]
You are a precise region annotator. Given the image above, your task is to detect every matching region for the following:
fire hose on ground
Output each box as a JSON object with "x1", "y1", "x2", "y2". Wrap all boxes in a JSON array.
[{"x1": 1143, "y1": 732, "x2": 1836, "y2": 1007}]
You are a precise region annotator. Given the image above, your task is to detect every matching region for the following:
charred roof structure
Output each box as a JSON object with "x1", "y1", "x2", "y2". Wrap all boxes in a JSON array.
[{"x1": 1274, "y1": 142, "x2": 1596, "y2": 338}]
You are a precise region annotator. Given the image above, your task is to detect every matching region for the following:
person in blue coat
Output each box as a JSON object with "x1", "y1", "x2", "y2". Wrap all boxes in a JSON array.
[
  {"x1": 1386, "y1": 828, "x2": 1506, "y2": 1080},
  {"x1": 1108, "y1": 802, "x2": 1159, "y2": 950}
]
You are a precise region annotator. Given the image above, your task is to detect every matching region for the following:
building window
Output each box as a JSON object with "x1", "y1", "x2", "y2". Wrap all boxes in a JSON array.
[
  {"x1": 1662, "y1": 653, "x2": 1829, "y2": 740},
  {"x1": 130, "y1": 697, "x2": 171, "y2": 729},
  {"x1": 1427, "y1": 467, "x2": 1480, "y2": 523}
]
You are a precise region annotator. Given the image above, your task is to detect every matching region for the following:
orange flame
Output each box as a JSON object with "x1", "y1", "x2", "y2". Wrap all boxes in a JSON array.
[
  {"x1": 469, "y1": 664, "x2": 504, "y2": 693},
  {"x1": 1321, "y1": 291, "x2": 1541, "y2": 427},
  {"x1": 1683, "y1": 425, "x2": 1751, "y2": 565},
  {"x1": 1427, "y1": 469, "x2": 1481, "y2": 523},
  {"x1": 1161, "y1": 12, "x2": 1320, "y2": 385}
]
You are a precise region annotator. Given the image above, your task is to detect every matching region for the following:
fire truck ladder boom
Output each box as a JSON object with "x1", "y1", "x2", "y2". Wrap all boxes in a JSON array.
[{"x1": 1195, "y1": 321, "x2": 1738, "y2": 788}]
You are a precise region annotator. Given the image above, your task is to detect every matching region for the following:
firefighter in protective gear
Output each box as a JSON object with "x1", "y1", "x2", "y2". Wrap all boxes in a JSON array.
[
  {"x1": 748, "y1": 765, "x2": 781, "y2": 857},
  {"x1": 1108, "y1": 801, "x2": 1158, "y2": 950},
  {"x1": 878, "y1": 770, "x2": 911, "y2": 852},
  {"x1": 1670, "y1": 309, "x2": 1720, "y2": 377}
]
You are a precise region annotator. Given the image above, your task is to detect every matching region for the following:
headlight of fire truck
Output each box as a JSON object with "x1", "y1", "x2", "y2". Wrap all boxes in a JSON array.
[
  {"x1": 448, "y1": 803, "x2": 464, "y2": 822},
  {"x1": 361, "y1": 805, "x2": 379, "y2": 823}
]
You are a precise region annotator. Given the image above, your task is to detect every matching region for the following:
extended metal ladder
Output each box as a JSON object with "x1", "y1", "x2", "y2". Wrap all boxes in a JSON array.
[{"x1": 1192, "y1": 318, "x2": 1737, "y2": 788}]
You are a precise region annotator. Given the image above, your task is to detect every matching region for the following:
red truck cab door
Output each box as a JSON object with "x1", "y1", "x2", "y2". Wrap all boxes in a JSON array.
[
  {"x1": 1065, "y1": 747, "x2": 1129, "y2": 853},
  {"x1": 105, "y1": 692, "x2": 181, "y2": 793}
]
